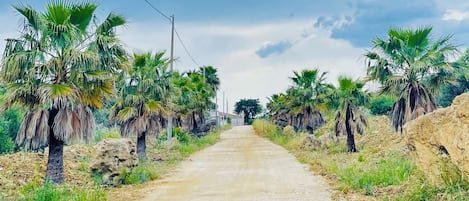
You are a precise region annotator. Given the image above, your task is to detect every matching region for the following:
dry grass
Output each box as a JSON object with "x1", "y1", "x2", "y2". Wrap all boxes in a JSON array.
[
  {"x1": 252, "y1": 116, "x2": 438, "y2": 201},
  {"x1": 0, "y1": 144, "x2": 95, "y2": 199},
  {"x1": 0, "y1": 126, "x2": 230, "y2": 200}
]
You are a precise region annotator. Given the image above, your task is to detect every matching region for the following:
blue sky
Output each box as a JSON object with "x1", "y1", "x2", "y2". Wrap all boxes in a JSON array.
[{"x1": 1, "y1": 0, "x2": 469, "y2": 110}]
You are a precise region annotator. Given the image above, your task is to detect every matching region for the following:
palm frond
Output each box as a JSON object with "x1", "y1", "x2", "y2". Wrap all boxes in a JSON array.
[
  {"x1": 69, "y1": 2, "x2": 97, "y2": 32},
  {"x1": 116, "y1": 107, "x2": 137, "y2": 122},
  {"x1": 96, "y1": 12, "x2": 126, "y2": 36},
  {"x1": 13, "y1": 4, "x2": 43, "y2": 32},
  {"x1": 52, "y1": 110, "x2": 74, "y2": 141}
]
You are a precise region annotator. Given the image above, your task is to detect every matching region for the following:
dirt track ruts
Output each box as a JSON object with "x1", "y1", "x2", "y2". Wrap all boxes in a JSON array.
[{"x1": 140, "y1": 125, "x2": 331, "y2": 201}]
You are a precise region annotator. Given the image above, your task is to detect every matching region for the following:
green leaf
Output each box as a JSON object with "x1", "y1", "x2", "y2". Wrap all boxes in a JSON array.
[
  {"x1": 70, "y1": 2, "x2": 97, "y2": 32},
  {"x1": 46, "y1": 83, "x2": 75, "y2": 99}
]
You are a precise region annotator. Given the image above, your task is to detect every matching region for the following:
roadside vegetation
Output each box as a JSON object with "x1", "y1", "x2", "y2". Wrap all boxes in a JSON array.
[
  {"x1": 1, "y1": 1, "x2": 469, "y2": 201},
  {"x1": 259, "y1": 26, "x2": 469, "y2": 200},
  {"x1": 0, "y1": 1, "x2": 228, "y2": 200},
  {"x1": 0, "y1": 125, "x2": 230, "y2": 200},
  {"x1": 253, "y1": 119, "x2": 469, "y2": 200}
]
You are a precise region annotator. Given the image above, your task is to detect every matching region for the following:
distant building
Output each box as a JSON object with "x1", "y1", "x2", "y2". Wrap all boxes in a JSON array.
[{"x1": 209, "y1": 110, "x2": 244, "y2": 127}]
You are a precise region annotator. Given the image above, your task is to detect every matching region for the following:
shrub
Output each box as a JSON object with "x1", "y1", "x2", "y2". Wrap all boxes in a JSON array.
[
  {"x1": 369, "y1": 95, "x2": 395, "y2": 115},
  {"x1": 0, "y1": 107, "x2": 23, "y2": 154},
  {"x1": 94, "y1": 126, "x2": 120, "y2": 143},
  {"x1": 282, "y1": 125, "x2": 296, "y2": 136},
  {"x1": 252, "y1": 119, "x2": 279, "y2": 136},
  {"x1": 122, "y1": 160, "x2": 158, "y2": 184},
  {"x1": 0, "y1": 128, "x2": 15, "y2": 154},
  {"x1": 174, "y1": 127, "x2": 190, "y2": 144}
]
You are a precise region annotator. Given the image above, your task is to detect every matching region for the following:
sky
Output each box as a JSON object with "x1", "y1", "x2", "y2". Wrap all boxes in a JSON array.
[{"x1": 1, "y1": 0, "x2": 469, "y2": 113}]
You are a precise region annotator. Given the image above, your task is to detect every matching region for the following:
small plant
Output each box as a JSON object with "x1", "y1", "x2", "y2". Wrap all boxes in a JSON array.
[
  {"x1": 26, "y1": 180, "x2": 62, "y2": 201},
  {"x1": 174, "y1": 127, "x2": 190, "y2": 144},
  {"x1": 78, "y1": 157, "x2": 91, "y2": 172},
  {"x1": 121, "y1": 160, "x2": 159, "y2": 185},
  {"x1": 357, "y1": 154, "x2": 366, "y2": 163}
]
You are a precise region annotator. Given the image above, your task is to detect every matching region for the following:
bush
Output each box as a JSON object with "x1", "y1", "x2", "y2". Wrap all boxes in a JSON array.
[
  {"x1": 122, "y1": 160, "x2": 158, "y2": 184},
  {"x1": 369, "y1": 95, "x2": 395, "y2": 115},
  {"x1": 252, "y1": 119, "x2": 279, "y2": 136},
  {"x1": 94, "y1": 126, "x2": 120, "y2": 143},
  {"x1": 282, "y1": 125, "x2": 296, "y2": 136},
  {"x1": 174, "y1": 127, "x2": 190, "y2": 144},
  {"x1": 0, "y1": 106, "x2": 23, "y2": 154},
  {"x1": 0, "y1": 128, "x2": 15, "y2": 154}
]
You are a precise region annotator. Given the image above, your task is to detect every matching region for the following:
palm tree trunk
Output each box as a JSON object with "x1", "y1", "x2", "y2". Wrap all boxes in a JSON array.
[
  {"x1": 345, "y1": 105, "x2": 357, "y2": 153},
  {"x1": 192, "y1": 112, "x2": 197, "y2": 132},
  {"x1": 137, "y1": 132, "x2": 146, "y2": 160},
  {"x1": 46, "y1": 108, "x2": 65, "y2": 183}
]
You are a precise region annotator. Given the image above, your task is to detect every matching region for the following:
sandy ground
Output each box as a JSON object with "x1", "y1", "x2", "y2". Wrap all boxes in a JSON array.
[{"x1": 139, "y1": 126, "x2": 331, "y2": 201}]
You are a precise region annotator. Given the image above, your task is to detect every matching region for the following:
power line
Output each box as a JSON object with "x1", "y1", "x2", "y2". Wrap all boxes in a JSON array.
[
  {"x1": 175, "y1": 28, "x2": 200, "y2": 68},
  {"x1": 143, "y1": 0, "x2": 201, "y2": 68},
  {"x1": 143, "y1": 0, "x2": 171, "y2": 22}
]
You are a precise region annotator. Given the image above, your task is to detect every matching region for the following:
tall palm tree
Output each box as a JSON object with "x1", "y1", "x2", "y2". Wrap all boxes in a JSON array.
[
  {"x1": 199, "y1": 66, "x2": 220, "y2": 93},
  {"x1": 110, "y1": 52, "x2": 169, "y2": 159},
  {"x1": 334, "y1": 77, "x2": 368, "y2": 153},
  {"x1": 1, "y1": 1, "x2": 128, "y2": 183},
  {"x1": 287, "y1": 69, "x2": 333, "y2": 132},
  {"x1": 174, "y1": 70, "x2": 216, "y2": 133},
  {"x1": 365, "y1": 27, "x2": 457, "y2": 132}
]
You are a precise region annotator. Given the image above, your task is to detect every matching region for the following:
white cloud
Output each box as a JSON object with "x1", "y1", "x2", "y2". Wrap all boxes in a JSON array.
[
  {"x1": 442, "y1": 9, "x2": 469, "y2": 21},
  {"x1": 118, "y1": 19, "x2": 366, "y2": 109}
]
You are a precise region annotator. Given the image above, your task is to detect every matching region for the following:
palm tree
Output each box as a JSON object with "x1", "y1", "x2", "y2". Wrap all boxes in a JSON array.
[
  {"x1": 287, "y1": 69, "x2": 333, "y2": 132},
  {"x1": 365, "y1": 27, "x2": 457, "y2": 132},
  {"x1": 1, "y1": 2, "x2": 127, "y2": 183},
  {"x1": 110, "y1": 52, "x2": 169, "y2": 159},
  {"x1": 266, "y1": 93, "x2": 290, "y2": 127},
  {"x1": 174, "y1": 70, "x2": 216, "y2": 133},
  {"x1": 199, "y1": 66, "x2": 220, "y2": 93},
  {"x1": 334, "y1": 77, "x2": 368, "y2": 152}
]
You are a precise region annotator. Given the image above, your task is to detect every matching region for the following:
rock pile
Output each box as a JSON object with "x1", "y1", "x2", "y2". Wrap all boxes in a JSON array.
[
  {"x1": 90, "y1": 138, "x2": 138, "y2": 186},
  {"x1": 405, "y1": 93, "x2": 469, "y2": 184},
  {"x1": 300, "y1": 135, "x2": 322, "y2": 151}
]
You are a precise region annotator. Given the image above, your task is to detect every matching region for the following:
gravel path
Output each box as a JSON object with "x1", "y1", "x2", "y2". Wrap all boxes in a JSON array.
[{"x1": 140, "y1": 126, "x2": 331, "y2": 201}]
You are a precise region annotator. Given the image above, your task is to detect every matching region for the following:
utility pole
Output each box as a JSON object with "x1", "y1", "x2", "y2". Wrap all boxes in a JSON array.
[
  {"x1": 167, "y1": 15, "x2": 175, "y2": 141},
  {"x1": 222, "y1": 91, "x2": 225, "y2": 122},
  {"x1": 215, "y1": 91, "x2": 219, "y2": 128}
]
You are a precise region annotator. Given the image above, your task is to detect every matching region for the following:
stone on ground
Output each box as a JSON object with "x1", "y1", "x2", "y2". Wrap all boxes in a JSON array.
[{"x1": 90, "y1": 138, "x2": 138, "y2": 186}]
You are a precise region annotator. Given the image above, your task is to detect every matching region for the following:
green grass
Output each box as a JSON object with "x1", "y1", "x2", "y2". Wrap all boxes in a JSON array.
[
  {"x1": 113, "y1": 125, "x2": 229, "y2": 186},
  {"x1": 336, "y1": 153, "x2": 414, "y2": 195},
  {"x1": 173, "y1": 126, "x2": 226, "y2": 157},
  {"x1": 252, "y1": 119, "x2": 415, "y2": 197},
  {"x1": 252, "y1": 119, "x2": 469, "y2": 200},
  {"x1": 20, "y1": 180, "x2": 106, "y2": 201},
  {"x1": 122, "y1": 160, "x2": 159, "y2": 184},
  {"x1": 93, "y1": 126, "x2": 120, "y2": 143}
]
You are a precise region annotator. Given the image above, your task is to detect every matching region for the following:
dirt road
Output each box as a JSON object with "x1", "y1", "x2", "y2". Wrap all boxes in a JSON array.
[{"x1": 141, "y1": 126, "x2": 331, "y2": 201}]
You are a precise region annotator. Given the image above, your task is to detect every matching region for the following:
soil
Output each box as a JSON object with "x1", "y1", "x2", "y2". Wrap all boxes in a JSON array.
[{"x1": 136, "y1": 126, "x2": 331, "y2": 201}]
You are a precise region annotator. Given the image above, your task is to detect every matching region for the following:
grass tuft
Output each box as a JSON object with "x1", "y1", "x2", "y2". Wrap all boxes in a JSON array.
[
  {"x1": 122, "y1": 160, "x2": 159, "y2": 184},
  {"x1": 20, "y1": 180, "x2": 106, "y2": 201}
]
